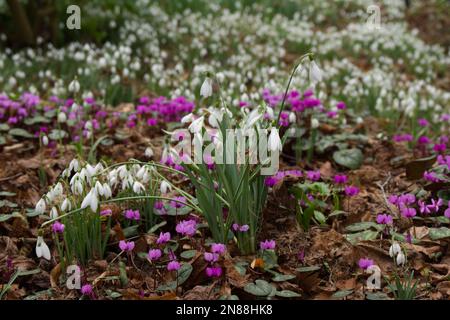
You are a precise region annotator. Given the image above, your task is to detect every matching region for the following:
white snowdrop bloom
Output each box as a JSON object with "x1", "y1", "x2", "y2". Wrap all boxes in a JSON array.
[
  {"x1": 53, "y1": 183, "x2": 63, "y2": 197},
  {"x1": 68, "y1": 79, "x2": 80, "y2": 93},
  {"x1": 61, "y1": 198, "x2": 71, "y2": 212},
  {"x1": 133, "y1": 181, "x2": 145, "y2": 194},
  {"x1": 35, "y1": 198, "x2": 46, "y2": 214},
  {"x1": 189, "y1": 116, "x2": 204, "y2": 133},
  {"x1": 160, "y1": 180, "x2": 171, "y2": 194},
  {"x1": 94, "y1": 163, "x2": 104, "y2": 174},
  {"x1": 200, "y1": 77, "x2": 213, "y2": 98},
  {"x1": 181, "y1": 113, "x2": 195, "y2": 124},
  {"x1": 81, "y1": 189, "x2": 99, "y2": 212},
  {"x1": 57, "y1": 112, "x2": 67, "y2": 123},
  {"x1": 73, "y1": 180, "x2": 83, "y2": 195},
  {"x1": 309, "y1": 60, "x2": 322, "y2": 83},
  {"x1": 35, "y1": 236, "x2": 51, "y2": 260},
  {"x1": 311, "y1": 118, "x2": 319, "y2": 129},
  {"x1": 396, "y1": 252, "x2": 406, "y2": 266},
  {"x1": 42, "y1": 135, "x2": 49, "y2": 146},
  {"x1": 95, "y1": 181, "x2": 104, "y2": 196},
  {"x1": 136, "y1": 166, "x2": 147, "y2": 180},
  {"x1": 289, "y1": 112, "x2": 296, "y2": 123},
  {"x1": 118, "y1": 165, "x2": 128, "y2": 179},
  {"x1": 85, "y1": 164, "x2": 96, "y2": 178},
  {"x1": 389, "y1": 242, "x2": 401, "y2": 257},
  {"x1": 268, "y1": 127, "x2": 282, "y2": 152},
  {"x1": 50, "y1": 206, "x2": 58, "y2": 219},
  {"x1": 245, "y1": 108, "x2": 263, "y2": 128},
  {"x1": 144, "y1": 147, "x2": 154, "y2": 158},
  {"x1": 69, "y1": 159, "x2": 80, "y2": 172},
  {"x1": 101, "y1": 183, "x2": 111, "y2": 199},
  {"x1": 356, "y1": 117, "x2": 364, "y2": 124}
]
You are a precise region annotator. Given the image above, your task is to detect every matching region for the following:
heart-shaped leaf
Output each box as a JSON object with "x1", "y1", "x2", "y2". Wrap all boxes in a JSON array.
[
  {"x1": 429, "y1": 227, "x2": 450, "y2": 240},
  {"x1": 333, "y1": 148, "x2": 363, "y2": 169},
  {"x1": 244, "y1": 280, "x2": 274, "y2": 296},
  {"x1": 275, "y1": 290, "x2": 301, "y2": 298}
]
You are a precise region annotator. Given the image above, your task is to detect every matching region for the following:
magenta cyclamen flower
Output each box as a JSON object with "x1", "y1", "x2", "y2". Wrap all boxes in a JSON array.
[
  {"x1": 358, "y1": 258, "x2": 374, "y2": 270},
  {"x1": 170, "y1": 196, "x2": 186, "y2": 209},
  {"x1": 176, "y1": 219, "x2": 197, "y2": 237},
  {"x1": 124, "y1": 209, "x2": 140, "y2": 221},
  {"x1": 81, "y1": 284, "x2": 93, "y2": 295},
  {"x1": 167, "y1": 260, "x2": 181, "y2": 271},
  {"x1": 260, "y1": 239, "x2": 276, "y2": 250},
  {"x1": 418, "y1": 200, "x2": 431, "y2": 214},
  {"x1": 148, "y1": 249, "x2": 162, "y2": 261},
  {"x1": 100, "y1": 209, "x2": 112, "y2": 216},
  {"x1": 417, "y1": 118, "x2": 429, "y2": 127},
  {"x1": 401, "y1": 207, "x2": 416, "y2": 218},
  {"x1": 204, "y1": 252, "x2": 219, "y2": 263},
  {"x1": 211, "y1": 243, "x2": 226, "y2": 255},
  {"x1": 445, "y1": 201, "x2": 450, "y2": 218},
  {"x1": 206, "y1": 267, "x2": 222, "y2": 278},
  {"x1": 376, "y1": 214, "x2": 393, "y2": 225},
  {"x1": 423, "y1": 171, "x2": 440, "y2": 183},
  {"x1": 119, "y1": 240, "x2": 135, "y2": 252},
  {"x1": 333, "y1": 174, "x2": 348, "y2": 184},
  {"x1": 52, "y1": 221, "x2": 65, "y2": 233},
  {"x1": 344, "y1": 186, "x2": 359, "y2": 197},
  {"x1": 232, "y1": 223, "x2": 250, "y2": 232},
  {"x1": 427, "y1": 198, "x2": 442, "y2": 213},
  {"x1": 156, "y1": 232, "x2": 171, "y2": 245},
  {"x1": 306, "y1": 170, "x2": 321, "y2": 181}
]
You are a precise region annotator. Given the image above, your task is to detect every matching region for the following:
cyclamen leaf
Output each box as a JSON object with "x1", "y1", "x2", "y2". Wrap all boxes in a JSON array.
[
  {"x1": 333, "y1": 148, "x2": 363, "y2": 169},
  {"x1": 157, "y1": 263, "x2": 193, "y2": 291},
  {"x1": 332, "y1": 289, "x2": 353, "y2": 299},
  {"x1": 244, "y1": 280, "x2": 274, "y2": 296},
  {"x1": 272, "y1": 273, "x2": 296, "y2": 282},
  {"x1": 180, "y1": 250, "x2": 197, "y2": 259},
  {"x1": 275, "y1": 290, "x2": 301, "y2": 298},
  {"x1": 429, "y1": 227, "x2": 450, "y2": 240},
  {"x1": 9, "y1": 128, "x2": 34, "y2": 138},
  {"x1": 296, "y1": 265, "x2": 321, "y2": 273},
  {"x1": 345, "y1": 230, "x2": 379, "y2": 244}
]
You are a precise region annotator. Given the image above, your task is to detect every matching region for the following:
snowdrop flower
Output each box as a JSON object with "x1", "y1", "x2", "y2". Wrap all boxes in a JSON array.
[
  {"x1": 311, "y1": 118, "x2": 319, "y2": 129},
  {"x1": 144, "y1": 147, "x2": 154, "y2": 158},
  {"x1": 68, "y1": 79, "x2": 80, "y2": 93},
  {"x1": 189, "y1": 116, "x2": 204, "y2": 133},
  {"x1": 389, "y1": 242, "x2": 401, "y2": 257},
  {"x1": 35, "y1": 236, "x2": 51, "y2": 260},
  {"x1": 396, "y1": 252, "x2": 406, "y2": 265},
  {"x1": 289, "y1": 112, "x2": 296, "y2": 123},
  {"x1": 181, "y1": 113, "x2": 195, "y2": 124},
  {"x1": 95, "y1": 181, "x2": 104, "y2": 196},
  {"x1": 268, "y1": 127, "x2": 282, "y2": 152},
  {"x1": 57, "y1": 112, "x2": 67, "y2": 123},
  {"x1": 81, "y1": 189, "x2": 99, "y2": 212},
  {"x1": 69, "y1": 159, "x2": 79, "y2": 172},
  {"x1": 309, "y1": 60, "x2": 322, "y2": 83},
  {"x1": 50, "y1": 206, "x2": 58, "y2": 219},
  {"x1": 160, "y1": 180, "x2": 171, "y2": 194},
  {"x1": 35, "y1": 198, "x2": 46, "y2": 214},
  {"x1": 133, "y1": 181, "x2": 145, "y2": 194},
  {"x1": 42, "y1": 135, "x2": 49, "y2": 146},
  {"x1": 102, "y1": 183, "x2": 112, "y2": 199},
  {"x1": 61, "y1": 198, "x2": 71, "y2": 212},
  {"x1": 200, "y1": 77, "x2": 213, "y2": 98}
]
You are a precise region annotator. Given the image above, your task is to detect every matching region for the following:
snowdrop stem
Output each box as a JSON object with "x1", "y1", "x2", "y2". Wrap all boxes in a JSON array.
[
  {"x1": 95, "y1": 160, "x2": 188, "y2": 178},
  {"x1": 307, "y1": 127, "x2": 317, "y2": 163},
  {"x1": 276, "y1": 53, "x2": 313, "y2": 125}
]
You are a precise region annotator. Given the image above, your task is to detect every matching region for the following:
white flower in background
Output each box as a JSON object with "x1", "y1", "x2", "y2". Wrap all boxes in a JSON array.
[
  {"x1": 389, "y1": 242, "x2": 401, "y2": 257},
  {"x1": 311, "y1": 118, "x2": 319, "y2": 129},
  {"x1": 35, "y1": 198, "x2": 46, "y2": 214},
  {"x1": 309, "y1": 60, "x2": 322, "y2": 83},
  {"x1": 133, "y1": 181, "x2": 145, "y2": 194},
  {"x1": 69, "y1": 159, "x2": 80, "y2": 172},
  {"x1": 144, "y1": 147, "x2": 154, "y2": 158},
  {"x1": 181, "y1": 113, "x2": 195, "y2": 124},
  {"x1": 35, "y1": 236, "x2": 51, "y2": 260},
  {"x1": 160, "y1": 180, "x2": 171, "y2": 194},
  {"x1": 57, "y1": 112, "x2": 67, "y2": 123},
  {"x1": 61, "y1": 198, "x2": 71, "y2": 212},
  {"x1": 200, "y1": 77, "x2": 213, "y2": 98},
  {"x1": 245, "y1": 108, "x2": 263, "y2": 128},
  {"x1": 268, "y1": 127, "x2": 282, "y2": 152},
  {"x1": 81, "y1": 189, "x2": 99, "y2": 212},
  {"x1": 68, "y1": 79, "x2": 80, "y2": 93},
  {"x1": 95, "y1": 181, "x2": 104, "y2": 196},
  {"x1": 289, "y1": 112, "x2": 296, "y2": 123},
  {"x1": 50, "y1": 206, "x2": 58, "y2": 219},
  {"x1": 42, "y1": 135, "x2": 49, "y2": 146},
  {"x1": 102, "y1": 183, "x2": 112, "y2": 199},
  {"x1": 396, "y1": 252, "x2": 406, "y2": 266},
  {"x1": 189, "y1": 116, "x2": 204, "y2": 133}
]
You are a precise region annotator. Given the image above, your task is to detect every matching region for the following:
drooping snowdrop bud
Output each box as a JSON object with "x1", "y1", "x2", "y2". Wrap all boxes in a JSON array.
[
  {"x1": 35, "y1": 198, "x2": 46, "y2": 214},
  {"x1": 61, "y1": 198, "x2": 71, "y2": 212},
  {"x1": 81, "y1": 189, "x2": 99, "y2": 212},
  {"x1": 160, "y1": 180, "x2": 171, "y2": 194},
  {"x1": 144, "y1": 147, "x2": 154, "y2": 158},
  {"x1": 69, "y1": 159, "x2": 80, "y2": 172},
  {"x1": 85, "y1": 164, "x2": 96, "y2": 178},
  {"x1": 268, "y1": 127, "x2": 282, "y2": 152},
  {"x1": 68, "y1": 79, "x2": 80, "y2": 93},
  {"x1": 42, "y1": 135, "x2": 49, "y2": 146},
  {"x1": 389, "y1": 242, "x2": 401, "y2": 258},
  {"x1": 36, "y1": 236, "x2": 51, "y2": 260},
  {"x1": 181, "y1": 113, "x2": 195, "y2": 124},
  {"x1": 189, "y1": 116, "x2": 204, "y2": 133},
  {"x1": 309, "y1": 60, "x2": 322, "y2": 83},
  {"x1": 136, "y1": 166, "x2": 146, "y2": 180},
  {"x1": 50, "y1": 206, "x2": 58, "y2": 219},
  {"x1": 71, "y1": 180, "x2": 83, "y2": 195},
  {"x1": 289, "y1": 112, "x2": 296, "y2": 123},
  {"x1": 95, "y1": 181, "x2": 104, "y2": 196},
  {"x1": 133, "y1": 181, "x2": 145, "y2": 194},
  {"x1": 200, "y1": 77, "x2": 213, "y2": 98},
  {"x1": 311, "y1": 118, "x2": 319, "y2": 129},
  {"x1": 396, "y1": 252, "x2": 406, "y2": 266},
  {"x1": 102, "y1": 183, "x2": 112, "y2": 199},
  {"x1": 58, "y1": 112, "x2": 67, "y2": 123}
]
